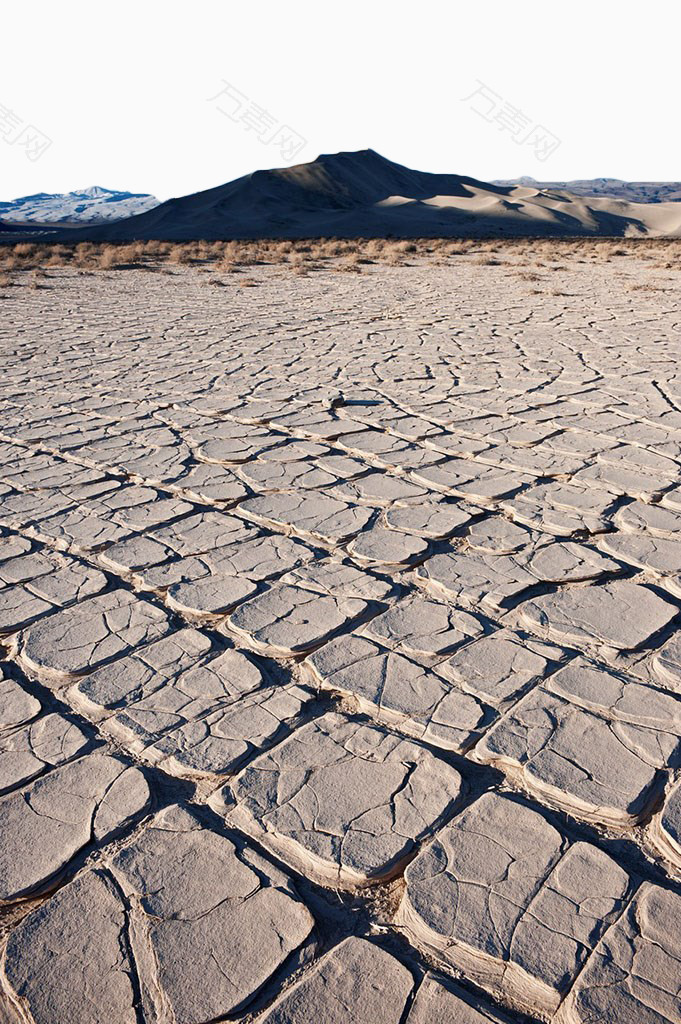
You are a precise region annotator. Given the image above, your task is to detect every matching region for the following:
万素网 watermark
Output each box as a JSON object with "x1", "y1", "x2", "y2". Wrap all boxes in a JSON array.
[
  {"x1": 208, "y1": 81, "x2": 307, "y2": 162},
  {"x1": 0, "y1": 103, "x2": 52, "y2": 162},
  {"x1": 462, "y1": 81, "x2": 560, "y2": 162}
]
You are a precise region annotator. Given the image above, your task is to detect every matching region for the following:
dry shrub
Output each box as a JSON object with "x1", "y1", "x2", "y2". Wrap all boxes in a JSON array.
[
  {"x1": 221, "y1": 240, "x2": 242, "y2": 260},
  {"x1": 335, "y1": 253, "x2": 363, "y2": 273},
  {"x1": 72, "y1": 242, "x2": 97, "y2": 269},
  {"x1": 13, "y1": 243, "x2": 37, "y2": 258},
  {"x1": 233, "y1": 246, "x2": 258, "y2": 267},
  {"x1": 318, "y1": 240, "x2": 346, "y2": 258},
  {"x1": 269, "y1": 240, "x2": 293, "y2": 260},
  {"x1": 89, "y1": 246, "x2": 114, "y2": 270},
  {"x1": 445, "y1": 241, "x2": 472, "y2": 256},
  {"x1": 363, "y1": 239, "x2": 387, "y2": 261},
  {"x1": 1, "y1": 234, "x2": 680, "y2": 277},
  {"x1": 200, "y1": 240, "x2": 224, "y2": 260},
  {"x1": 299, "y1": 245, "x2": 319, "y2": 263},
  {"x1": 34, "y1": 244, "x2": 71, "y2": 269},
  {"x1": 122, "y1": 243, "x2": 148, "y2": 263},
  {"x1": 169, "y1": 245, "x2": 192, "y2": 265},
  {"x1": 194, "y1": 240, "x2": 216, "y2": 262}
]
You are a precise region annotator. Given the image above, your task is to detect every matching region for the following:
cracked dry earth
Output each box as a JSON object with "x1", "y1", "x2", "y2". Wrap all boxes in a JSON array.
[{"x1": 1, "y1": 255, "x2": 681, "y2": 1024}]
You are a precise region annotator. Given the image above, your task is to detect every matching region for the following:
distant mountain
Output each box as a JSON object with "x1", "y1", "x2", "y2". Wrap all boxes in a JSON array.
[
  {"x1": 493, "y1": 177, "x2": 681, "y2": 204},
  {"x1": 0, "y1": 186, "x2": 159, "y2": 224},
  {"x1": 14, "y1": 153, "x2": 681, "y2": 241}
]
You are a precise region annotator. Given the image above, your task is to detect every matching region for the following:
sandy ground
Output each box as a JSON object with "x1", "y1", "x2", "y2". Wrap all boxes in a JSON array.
[{"x1": 1, "y1": 255, "x2": 681, "y2": 1024}]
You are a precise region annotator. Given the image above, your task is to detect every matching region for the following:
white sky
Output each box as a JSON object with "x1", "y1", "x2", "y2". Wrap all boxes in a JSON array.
[{"x1": 2, "y1": 0, "x2": 679, "y2": 202}]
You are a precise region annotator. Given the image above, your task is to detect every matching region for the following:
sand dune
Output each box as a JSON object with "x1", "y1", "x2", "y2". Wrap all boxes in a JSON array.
[{"x1": 35, "y1": 150, "x2": 681, "y2": 240}]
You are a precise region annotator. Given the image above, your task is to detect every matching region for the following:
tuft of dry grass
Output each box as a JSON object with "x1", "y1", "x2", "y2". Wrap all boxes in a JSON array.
[
  {"x1": 28, "y1": 268, "x2": 49, "y2": 289},
  {"x1": 629, "y1": 282, "x2": 666, "y2": 292}
]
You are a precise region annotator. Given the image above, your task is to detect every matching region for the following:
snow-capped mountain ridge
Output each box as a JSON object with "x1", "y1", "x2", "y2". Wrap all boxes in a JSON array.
[{"x1": 0, "y1": 187, "x2": 159, "y2": 224}]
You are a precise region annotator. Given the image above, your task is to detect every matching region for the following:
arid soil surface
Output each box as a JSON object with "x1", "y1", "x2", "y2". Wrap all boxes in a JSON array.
[{"x1": 1, "y1": 251, "x2": 681, "y2": 1023}]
